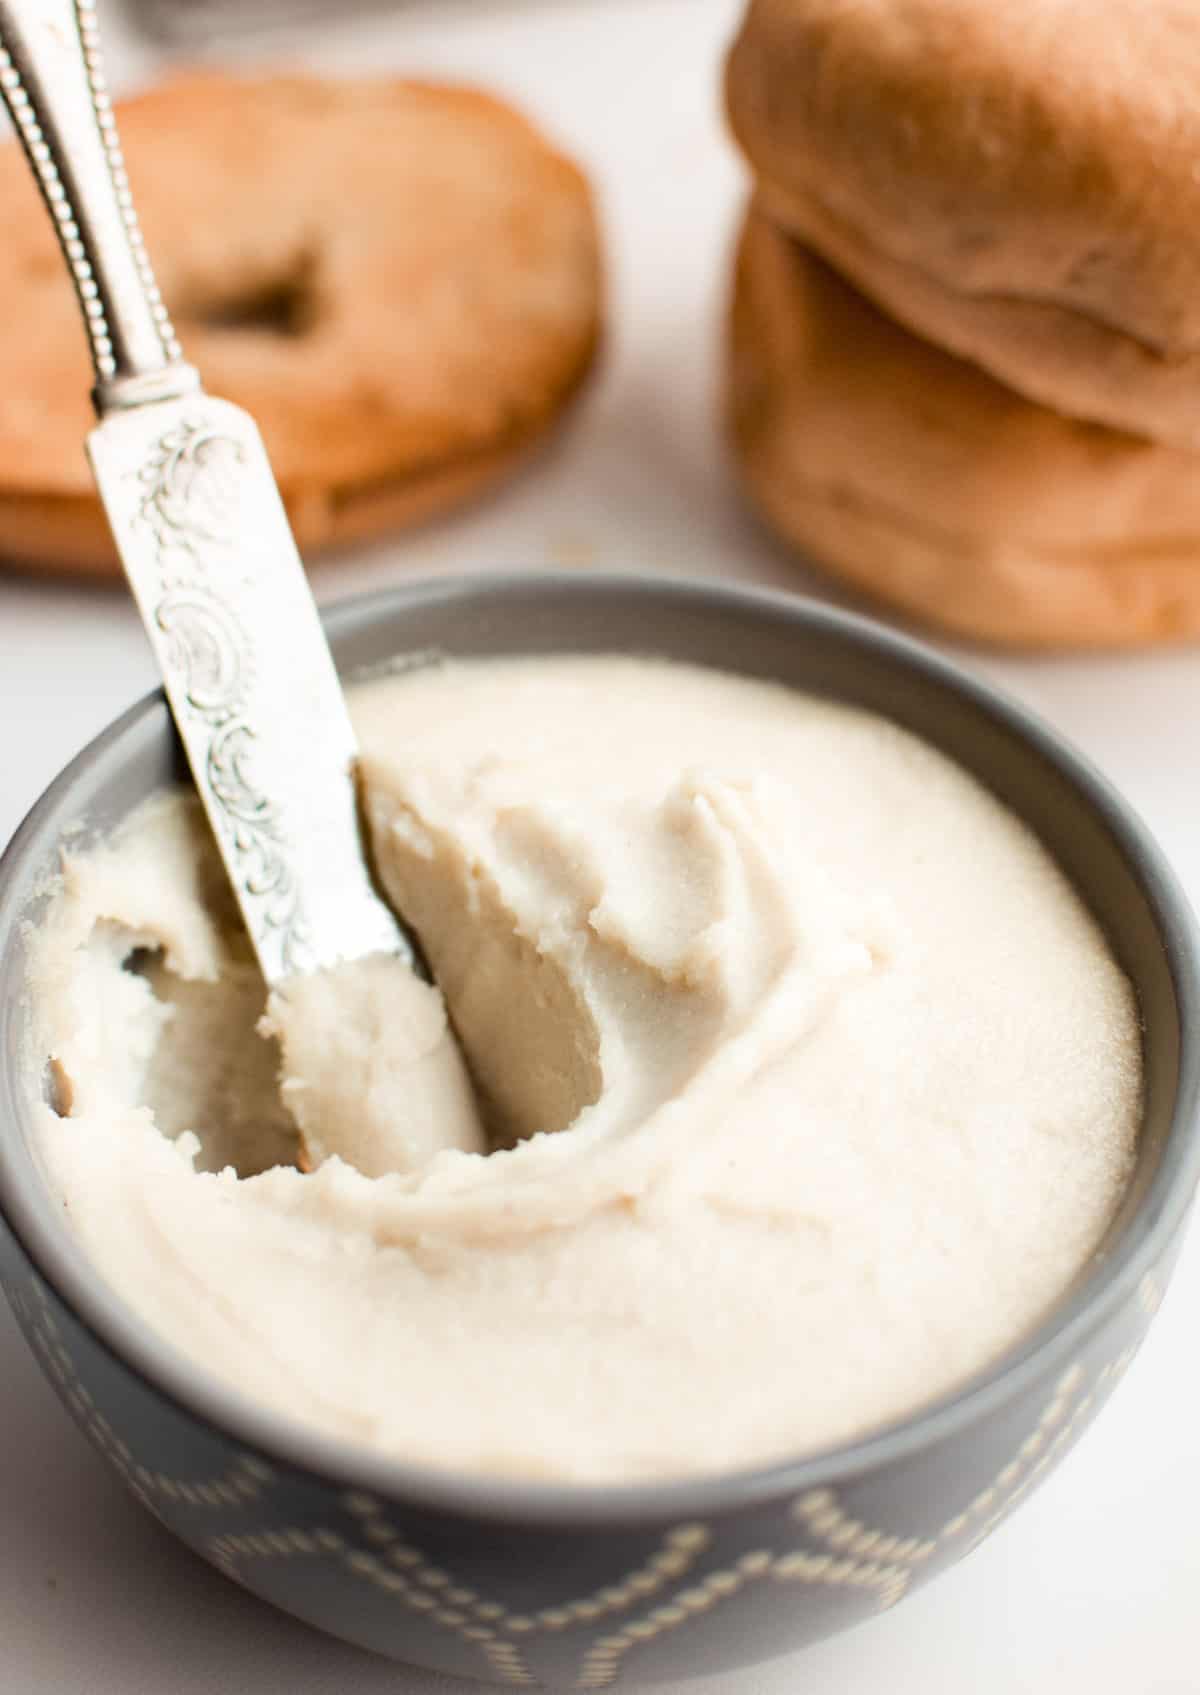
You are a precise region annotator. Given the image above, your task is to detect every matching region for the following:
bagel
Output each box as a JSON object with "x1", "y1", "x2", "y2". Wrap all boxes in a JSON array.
[
  {"x1": 728, "y1": 207, "x2": 1200, "y2": 649},
  {"x1": 0, "y1": 72, "x2": 602, "y2": 576},
  {"x1": 726, "y1": 0, "x2": 1200, "y2": 448}
]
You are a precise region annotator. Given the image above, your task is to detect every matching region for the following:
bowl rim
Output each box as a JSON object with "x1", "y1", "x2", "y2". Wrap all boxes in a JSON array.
[{"x1": 2, "y1": 569, "x2": 1198, "y2": 1529}]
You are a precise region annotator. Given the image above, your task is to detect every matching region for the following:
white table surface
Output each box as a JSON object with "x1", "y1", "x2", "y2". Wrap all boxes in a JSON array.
[{"x1": 3, "y1": 2, "x2": 1200, "y2": 1690}]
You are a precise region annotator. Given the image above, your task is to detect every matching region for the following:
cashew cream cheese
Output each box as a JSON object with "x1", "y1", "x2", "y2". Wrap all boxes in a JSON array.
[{"x1": 25, "y1": 656, "x2": 1141, "y2": 1481}]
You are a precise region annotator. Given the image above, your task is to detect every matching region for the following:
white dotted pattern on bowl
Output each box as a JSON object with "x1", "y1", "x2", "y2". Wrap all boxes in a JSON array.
[{"x1": 8, "y1": 1274, "x2": 1143, "y2": 1688}]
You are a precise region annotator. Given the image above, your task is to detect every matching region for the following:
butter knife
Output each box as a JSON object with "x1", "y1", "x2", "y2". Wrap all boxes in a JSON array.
[{"x1": 0, "y1": 0, "x2": 408, "y2": 985}]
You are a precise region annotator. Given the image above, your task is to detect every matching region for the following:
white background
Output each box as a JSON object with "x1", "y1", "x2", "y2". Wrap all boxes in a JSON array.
[{"x1": 2, "y1": 1, "x2": 1199, "y2": 1689}]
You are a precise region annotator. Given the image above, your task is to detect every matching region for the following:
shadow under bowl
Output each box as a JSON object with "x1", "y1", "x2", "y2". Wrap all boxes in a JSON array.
[{"x1": 0, "y1": 573, "x2": 1197, "y2": 1688}]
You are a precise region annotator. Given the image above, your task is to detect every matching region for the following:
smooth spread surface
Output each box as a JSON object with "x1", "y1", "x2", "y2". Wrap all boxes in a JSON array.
[{"x1": 28, "y1": 657, "x2": 1141, "y2": 1480}]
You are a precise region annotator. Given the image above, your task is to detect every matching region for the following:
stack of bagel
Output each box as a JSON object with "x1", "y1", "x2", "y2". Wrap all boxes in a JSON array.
[{"x1": 725, "y1": 0, "x2": 1200, "y2": 647}]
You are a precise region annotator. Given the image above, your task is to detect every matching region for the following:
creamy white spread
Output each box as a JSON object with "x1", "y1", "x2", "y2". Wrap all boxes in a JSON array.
[{"x1": 26, "y1": 656, "x2": 1142, "y2": 1481}]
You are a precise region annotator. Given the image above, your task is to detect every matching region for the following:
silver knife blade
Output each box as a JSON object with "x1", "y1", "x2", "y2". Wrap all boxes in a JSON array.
[{"x1": 87, "y1": 393, "x2": 408, "y2": 985}]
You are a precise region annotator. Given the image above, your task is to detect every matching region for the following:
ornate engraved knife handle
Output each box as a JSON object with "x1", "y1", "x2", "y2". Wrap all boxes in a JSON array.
[{"x1": 0, "y1": 0, "x2": 198, "y2": 413}]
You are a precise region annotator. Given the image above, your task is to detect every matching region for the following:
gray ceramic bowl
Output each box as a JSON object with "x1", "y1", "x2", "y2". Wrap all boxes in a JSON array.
[{"x1": 1, "y1": 574, "x2": 1198, "y2": 1689}]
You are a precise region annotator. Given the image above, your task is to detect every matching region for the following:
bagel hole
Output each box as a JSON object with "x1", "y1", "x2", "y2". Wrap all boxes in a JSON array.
[{"x1": 189, "y1": 249, "x2": 319, "y2": 339}]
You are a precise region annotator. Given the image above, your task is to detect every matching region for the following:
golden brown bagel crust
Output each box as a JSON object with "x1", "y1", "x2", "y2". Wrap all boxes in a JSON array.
[
  {"x1": 0, "y1": 432, "x2": 555, "y2": 580},
  {"x1": 726, "y1": 0, "x2": 1200, "y2": 447},
  {"x1": 0, "y1": 72, "x2": 601, "y2": 575},
  {"x1": 728, "y1": 208, "x2": 1200, "y2": 649}
]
